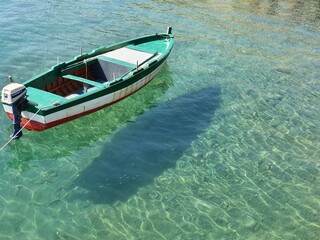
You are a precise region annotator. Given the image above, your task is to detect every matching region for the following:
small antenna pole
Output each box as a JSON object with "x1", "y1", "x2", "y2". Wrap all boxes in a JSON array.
[{"x1": 8, "y1": 76, "x2": 13, "y2": 83}]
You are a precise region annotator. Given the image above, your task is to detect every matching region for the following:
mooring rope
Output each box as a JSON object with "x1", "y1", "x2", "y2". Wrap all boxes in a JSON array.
[
  {"x1": 0, "y1": 107, "x2": 42, "y2": 152},
  {"x1": 0, "y1": 86, "x2": 69, "y2": 152}
]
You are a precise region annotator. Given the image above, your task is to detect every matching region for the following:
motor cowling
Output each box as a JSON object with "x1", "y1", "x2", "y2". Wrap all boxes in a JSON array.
[
  {"x1": 1, "y1": 83, "x2": 27, "y2": 139},
  {"x1": 1, "y1": 83, "x2": 27, "y2": 105}
]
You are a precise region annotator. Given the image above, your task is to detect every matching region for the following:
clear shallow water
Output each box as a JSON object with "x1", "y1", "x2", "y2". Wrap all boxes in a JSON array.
[{"x1": 0, "y1": 0, "x2": 319, "y2": 239}]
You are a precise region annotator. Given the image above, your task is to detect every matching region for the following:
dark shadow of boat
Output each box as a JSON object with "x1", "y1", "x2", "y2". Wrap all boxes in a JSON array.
[{"x1": 71, "y1": 86, "x2": 221, "y2": 204}]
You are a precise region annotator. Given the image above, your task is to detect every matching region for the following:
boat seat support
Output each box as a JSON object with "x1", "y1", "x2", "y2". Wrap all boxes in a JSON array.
[{"x1": 63, "y1": 75, "x2": 105, "y2": 89}]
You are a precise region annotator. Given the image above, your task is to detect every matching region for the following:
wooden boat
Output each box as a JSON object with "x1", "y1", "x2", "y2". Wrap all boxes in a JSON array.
[{"x1": 1, "y1": 27, "x2": 174, "y2": 137}]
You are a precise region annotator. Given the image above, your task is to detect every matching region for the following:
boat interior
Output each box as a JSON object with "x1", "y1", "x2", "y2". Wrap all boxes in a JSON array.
[
  {"x1": 44, "y1": 56, "x2": 134, "y2": 99},
  {"x1": 46, "y1": 46, "x2": 157, "y2": 98},
  {"x1": 26, "y1": 46, "x2": 159, "y2": 102}
]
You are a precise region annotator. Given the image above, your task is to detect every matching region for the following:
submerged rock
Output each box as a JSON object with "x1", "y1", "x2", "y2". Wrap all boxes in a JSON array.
[{"x1": 274, "y1": 66, "x2": 293, "y2": 75}]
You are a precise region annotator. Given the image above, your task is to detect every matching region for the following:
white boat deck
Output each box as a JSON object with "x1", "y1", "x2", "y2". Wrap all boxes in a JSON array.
[{"x1": 101, "y1": 47, "x2": 154, "y2": 65}]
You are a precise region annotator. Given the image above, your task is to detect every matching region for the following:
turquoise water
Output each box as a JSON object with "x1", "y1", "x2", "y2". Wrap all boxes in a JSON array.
[{"x1": 0, "y1": 0, "x2": 319, "y2": 239}]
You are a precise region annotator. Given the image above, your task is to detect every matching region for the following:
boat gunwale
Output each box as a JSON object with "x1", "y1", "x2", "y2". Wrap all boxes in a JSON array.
[
  {"x1": 37, "y1": 53, "x2": 170, "y2": 115},
  {"x1": 2, "y1": 30, "x2": 174, "y2": 130},
  {"x1": 22, "y1": 33, "x2": 173, "y2": 87}
]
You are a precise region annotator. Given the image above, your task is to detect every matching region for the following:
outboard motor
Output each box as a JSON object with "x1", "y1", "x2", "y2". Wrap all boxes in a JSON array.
[{"x1": 1, "y1": 82, "x2": 27, "y2": 139}]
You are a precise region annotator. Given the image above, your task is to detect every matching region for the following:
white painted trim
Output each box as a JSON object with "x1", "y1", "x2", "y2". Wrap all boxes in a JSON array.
[{"x1": 102, "y1": 47, "x2": 154, "y2": 65}]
